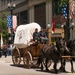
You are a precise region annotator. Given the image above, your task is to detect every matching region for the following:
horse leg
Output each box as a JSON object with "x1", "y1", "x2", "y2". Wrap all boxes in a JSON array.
[
  {"x1": 70, "y1": 59, "x2": 74, "y2": 73},
  {"x1": 53, "y1": 62, "x2": 58, "y2": 73},
  {"x1": 46, "y1": 59, "x2": 49, "y2": 71},
  {"x1": 63, "y1": 59, "x2": 66, "y2": 72},
  {"x1": 41, "y1": 61, "x2": 43, "y2": 71},
  {"x1": 62, "y1": 59, "x2": 66, "y2": 72},
  {"x1": 59, "y1": 58, "x2": 63, "y2": 70},
  {"x1": 37, "y1": 55, "x2": 44, "y2": 71},
  {"x1": 60, "y1": 58, "x2": 66, "y2": 72}
]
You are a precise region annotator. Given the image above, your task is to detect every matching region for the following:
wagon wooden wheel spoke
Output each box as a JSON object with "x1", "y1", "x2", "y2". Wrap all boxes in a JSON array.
[
  {"x1": 12, "y1": 47, "x2": 21, "y2": 66},
  {"x1": 23, "y1": 51, "x2": 32, "y2": 68}
]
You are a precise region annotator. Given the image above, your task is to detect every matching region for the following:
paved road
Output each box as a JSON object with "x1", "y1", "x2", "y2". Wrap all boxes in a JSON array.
[{"x1": 0, "y1": 56, "x2": 75, "y2": 75}]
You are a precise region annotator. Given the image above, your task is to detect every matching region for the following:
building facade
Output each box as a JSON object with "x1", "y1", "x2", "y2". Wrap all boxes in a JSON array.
[
  {"x1": 1, "y1": 0, "x2": 75, "y2": 41},
  {"x1": 0, "y1": 0, "x2": 52, "y2": 28}
]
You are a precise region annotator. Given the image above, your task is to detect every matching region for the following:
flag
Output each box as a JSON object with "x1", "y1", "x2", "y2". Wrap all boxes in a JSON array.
[
  {"x1": 7, "y1": 15, "x2": 12, "y2": 28},
  {"x1": 51, "y1": 17, "x2": 56, "y2": 34},
  {"x1": 12, "y1": 15, "x2": 17, "y2": 32},
  {"x1": 60, "y1": 15, "x2": 66, "y2": 25},
  {"x1": 69, "y1": 0, "x2": 75, "y2": 21},
  {"x1": 1, "y1": 33, "x2": 3, "y2": 49}
]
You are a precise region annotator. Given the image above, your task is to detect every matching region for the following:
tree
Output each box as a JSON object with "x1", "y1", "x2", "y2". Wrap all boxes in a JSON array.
[{"x1": 0, "y1": 12, "x2": 9, "y2": 43}]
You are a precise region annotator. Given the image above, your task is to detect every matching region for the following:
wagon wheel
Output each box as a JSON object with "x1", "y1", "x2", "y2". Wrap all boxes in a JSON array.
[
  {"x1": 42, "y1": 58, "x2": 52, "y2": 69},
  {"x1": 12, "y1": 47, "x2": 21, "y2": 66},
  {"x1": 23, "y1": 51, "x2": 32, "y2": 68}
]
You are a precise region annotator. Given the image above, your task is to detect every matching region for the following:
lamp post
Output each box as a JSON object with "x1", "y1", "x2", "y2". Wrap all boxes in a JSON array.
[
  {"x1": 62, "y1": 0, "x2": 69, "y2": 41},
  {"x1": 8, "y1": 3, "x2": 16, "y2": 44},
  {"x1": 71, "y1": 23, "x2": 74, "y2": 39},
  {"x1": 8, "y1": 3, "x2": 16, "y2": 18},
  {"x1": 47, "y1": 24, "x2": 51, "y2": 44},
  {"x1": 61, "y1": 22, "x2": 66, "y2": 39}
]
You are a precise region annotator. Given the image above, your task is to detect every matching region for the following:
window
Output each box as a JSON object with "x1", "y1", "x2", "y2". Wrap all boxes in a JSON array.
[{"x1": 19, "y1": 10, "x2": 28, "y2": 24}]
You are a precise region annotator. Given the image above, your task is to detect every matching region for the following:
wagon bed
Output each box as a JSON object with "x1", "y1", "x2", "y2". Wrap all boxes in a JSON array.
[{"x1": 12, "y1": 43, "x2": 47, "y2": 68}]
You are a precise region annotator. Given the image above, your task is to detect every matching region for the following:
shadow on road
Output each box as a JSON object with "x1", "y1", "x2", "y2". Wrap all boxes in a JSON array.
[
  {"x1": 36, "y1": 69, "x2": 72, "y2": 74},
  {"x1": 10, "y1": 64, "x2": 75, "y2": 74},
  {"x1": 10, "y1": 64, "x2": 40, "y2": 69}
]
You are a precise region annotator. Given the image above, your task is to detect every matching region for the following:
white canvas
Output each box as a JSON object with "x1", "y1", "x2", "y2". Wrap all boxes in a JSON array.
[{"x1": 14, "y1": 22, "x2": 41, "y2": 48}]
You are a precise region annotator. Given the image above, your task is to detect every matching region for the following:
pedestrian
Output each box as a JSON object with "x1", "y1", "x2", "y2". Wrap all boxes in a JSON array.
[
  {"x1": 4, "y1": 44, "x2": 8, "y2": 58},
  {"x1": 8, "y1": 44, "x2": 13, "y2": 55}
]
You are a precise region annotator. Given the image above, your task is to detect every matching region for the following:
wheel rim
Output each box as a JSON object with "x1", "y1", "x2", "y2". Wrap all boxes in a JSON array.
[
  {"x1": 23, "y1": 51, "x2": 32, "y2": 68},
  {"x1": 12, "y1": 48, "x2": 21, "y2": 66}
]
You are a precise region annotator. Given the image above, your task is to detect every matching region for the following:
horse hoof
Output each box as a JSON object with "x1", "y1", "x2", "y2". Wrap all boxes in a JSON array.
[
  {"x1": 71, "y1": 69, "x2": 74, "y2": 73},
  {"x1": 59, "y1": 67, "x2": 63, "y2": 71},
  {"x1": 55, "y1": 71, "x2": 58, "y2": 74},
  {"x1": 71, "y1": 70, "x2": 74, "y2": 73},
  {"x1": 41, "y1": 68, "x2": 43, "y2": 71},
  {"x1": 62, "y1": 70, "x2": 66, "y2": 72},
  {"x1": 46, "y1": 68, "x2": 49, "y2": 72},
  {"x1": 41, "y1": 66, "x2": 43, "y2": 71}
]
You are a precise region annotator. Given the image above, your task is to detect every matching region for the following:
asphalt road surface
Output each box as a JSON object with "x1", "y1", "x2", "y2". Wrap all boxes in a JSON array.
[{"x1": 0, "y1": 56, "x2": 75, "y2": 75}]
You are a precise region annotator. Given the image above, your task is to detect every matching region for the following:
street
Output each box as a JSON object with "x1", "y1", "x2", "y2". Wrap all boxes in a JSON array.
[{"x1": 0, "y1": 56, "x2": 75, "y2": 75}]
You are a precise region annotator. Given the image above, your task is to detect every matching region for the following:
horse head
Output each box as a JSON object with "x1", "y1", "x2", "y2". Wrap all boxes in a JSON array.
[{"x1": 56, "y1": 39, "x2": 65, "y2": 54}]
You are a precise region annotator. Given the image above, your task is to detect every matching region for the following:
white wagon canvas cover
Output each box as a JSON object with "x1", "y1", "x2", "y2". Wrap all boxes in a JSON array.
[{"x1": 14, "y1": 22, "x2": 41, "y2": 48}]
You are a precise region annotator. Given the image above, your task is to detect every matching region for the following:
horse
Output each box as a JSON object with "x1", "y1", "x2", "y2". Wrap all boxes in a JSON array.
[
  {"x1": 37, "y1": 43, "x2": 61, "y2": 73},
  {"x1": 37, "y1": 38, "x2": 75, "y2": 73},
  {"x1": 57, "y1": 39, "x2": 74, "y2": 73}
]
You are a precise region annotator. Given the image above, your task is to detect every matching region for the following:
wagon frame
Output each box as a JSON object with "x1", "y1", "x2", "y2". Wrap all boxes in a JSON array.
[{"x1": 12, "y1": 43, "x2": 52, "y2": 68}]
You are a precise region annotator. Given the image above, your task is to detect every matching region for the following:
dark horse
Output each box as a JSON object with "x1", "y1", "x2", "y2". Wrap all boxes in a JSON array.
[
  {"x1": 37, "y1": 43, "x2": 61, "y2": 73},
  {"x1": 37, "y1": 38, "x2": 75, "y2": 73},
  {"x1": 57, "y1": 39, "x2": 74, "y2": 73}
]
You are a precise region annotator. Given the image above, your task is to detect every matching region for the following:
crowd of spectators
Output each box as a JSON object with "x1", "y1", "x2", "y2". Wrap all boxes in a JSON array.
[{"x1": 0, "y1": 43, "x2": 13, "y2": 58}]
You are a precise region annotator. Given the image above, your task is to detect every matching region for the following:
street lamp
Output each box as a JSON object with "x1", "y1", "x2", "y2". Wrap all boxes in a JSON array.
[
  {"x1": 8, "y1": 3, "x2": 16, "y2": 44},
  {"x1": 8, "y1": 3, "x2": 16, "y2": 17}
]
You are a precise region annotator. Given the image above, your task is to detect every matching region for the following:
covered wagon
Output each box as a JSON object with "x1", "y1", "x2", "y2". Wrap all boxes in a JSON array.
[{"x1": 12, "y1": 22, "x2": 46, "y2": 68}]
